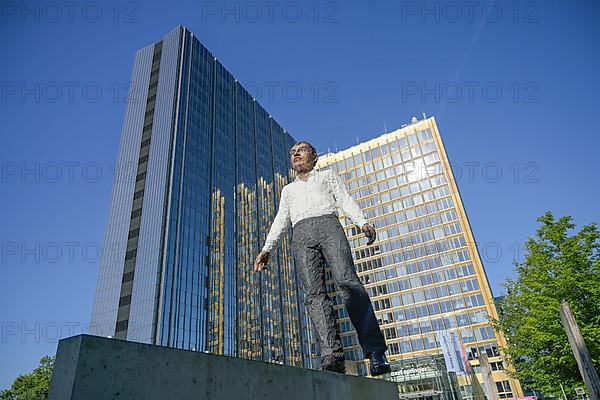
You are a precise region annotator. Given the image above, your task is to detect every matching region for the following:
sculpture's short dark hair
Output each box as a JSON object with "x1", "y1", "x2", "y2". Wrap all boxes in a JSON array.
[{"x1": 292, "y1": 141, "x2": 318, "y2": 159}]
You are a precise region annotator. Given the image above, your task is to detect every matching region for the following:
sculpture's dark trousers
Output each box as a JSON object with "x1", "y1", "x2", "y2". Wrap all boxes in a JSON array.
[{"x1": 291, "y1": 214, "x2": 388, "y2": 360}]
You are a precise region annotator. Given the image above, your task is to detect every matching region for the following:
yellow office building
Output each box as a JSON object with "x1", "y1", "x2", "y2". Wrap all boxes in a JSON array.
[{"x1": 316, "y1": 116, "x2": 523, "y2": 399}]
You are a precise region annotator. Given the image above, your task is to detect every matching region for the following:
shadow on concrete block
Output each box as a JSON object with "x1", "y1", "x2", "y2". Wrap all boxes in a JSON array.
[{"x1": 48, "y1": 335, "x2": 398, "y2": 400}]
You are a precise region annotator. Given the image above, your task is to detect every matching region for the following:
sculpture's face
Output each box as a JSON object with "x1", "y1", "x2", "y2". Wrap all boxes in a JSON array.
[{"x1": 290, "y1": 143, "x2": 316, "y2": 174}]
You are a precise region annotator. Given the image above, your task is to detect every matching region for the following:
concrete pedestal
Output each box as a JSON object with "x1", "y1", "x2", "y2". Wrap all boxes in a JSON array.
[{"x1": 49, "y1": 335, "x2": 398, "y2": 400}]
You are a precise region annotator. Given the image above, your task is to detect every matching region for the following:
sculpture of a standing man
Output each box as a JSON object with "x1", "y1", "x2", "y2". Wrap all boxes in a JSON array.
[{"x1": 254, "y1": 141, "x2": 391, "y2": 376}]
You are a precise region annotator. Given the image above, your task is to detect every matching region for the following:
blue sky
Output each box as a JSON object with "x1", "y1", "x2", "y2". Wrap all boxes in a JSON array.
[{"x1": 1, "y1": 0, "x2": 599, "y2": 389}]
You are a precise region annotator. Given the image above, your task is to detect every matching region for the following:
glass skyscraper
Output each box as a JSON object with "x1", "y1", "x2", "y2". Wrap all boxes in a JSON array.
[
  {"x1": 90, "y1": 26, "x2": 314, "y2": 367},
  {"x1": 316, "y1": 117, "x2": 523, "y2": 398}
]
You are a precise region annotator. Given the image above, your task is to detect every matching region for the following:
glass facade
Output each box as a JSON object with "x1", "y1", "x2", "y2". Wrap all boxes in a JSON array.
[
  {"x1": 91, "y1": 26, "x2": 314, "y2": 368},
  {"x1": 316, "y1": 117, "x2": 522, "y2": 396}
]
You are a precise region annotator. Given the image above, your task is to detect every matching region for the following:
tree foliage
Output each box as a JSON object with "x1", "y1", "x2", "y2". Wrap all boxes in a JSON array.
[
  {"x1": 0, "y1": 356, "x2": 54, "y2": 400},
  {"x1": 494, "y1": 212, "x2": 600, "y2": 397}
]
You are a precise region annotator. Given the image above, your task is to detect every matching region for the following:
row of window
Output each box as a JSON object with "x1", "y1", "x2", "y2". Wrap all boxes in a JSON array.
[
  {"x1": 354, "y1": 174, "x2": 448, "y2": 220},
  {"x1": 362, "y1": 263, "x2": 476, "y2": 291},
  {"x1": 347, "y1": 173, "x2": 448, "y2": 216},
  {"x1": 372, "y1": 286, "x2": 486, "y2": 316},
  {"x1": 348, "y1": 172, "x2": 446, "y2": 210},
  {"x1": 471, "y1": 360, "x2": 505, "y2": 372},
  {"x1": 356, "y1": 170, "x2": 446, "y2": 212},
  {"x1": 373, "y1": 293, "x2": 487, "y2": 323},
  {"x1": 352, "y1": 209, "x2": 459, "y2": 260},
  {"x1": 384, "y1": 311, "x2": 490, "y2": 339},
  {"x1": 368, "y1": 276, "x2": 481, "y2": 305},
  {"x1": 358, "y1": 234, "x2": 466, "y2": 280},
  {"x1": 329, "y1": 129, "x2": 435, "y2": 174},
  {"x1": 337, "y1": 143, "x2": 439, "y2": 184},
  {"x1": 370, "y1": 198, "x2": 457, "y2": 243},
  {"x1": 341, "y1": 158, "x2": 446, "y2": 203},
  {"x1": 384, "y1": 325, "x2": 497, "y2": 356}
]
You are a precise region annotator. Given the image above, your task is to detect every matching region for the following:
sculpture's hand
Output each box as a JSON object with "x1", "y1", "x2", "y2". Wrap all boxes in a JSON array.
[
  {"x1": 254, "y1": 250, "x2": 271, "y2": 272},
  {"x1": 361, "y1": 223, "x2": 377, "y2": 245}
]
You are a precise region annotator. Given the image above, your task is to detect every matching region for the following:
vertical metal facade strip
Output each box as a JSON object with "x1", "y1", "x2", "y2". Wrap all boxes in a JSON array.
[
  {"x1": 90, "y1": 44, "x2": 153, "y2": 338},
  {"x1": 252, "y1": 99, "x2": 265, "y2": 360},
  {"x1": 127, "y1": 27, "x2": 183, "y2": 343},
  {"x1": 158, "y1": 27, "x2": 191, "y2": 348},
  {"x1": 205, "y1": 51, "x2": 217, "y2": 352},
  {"x1": 153, "y1": 27, "x2": 186, "y2": 345},
  {"x1": 233, "y1": 81, "x2": 239, "y2": 358}
]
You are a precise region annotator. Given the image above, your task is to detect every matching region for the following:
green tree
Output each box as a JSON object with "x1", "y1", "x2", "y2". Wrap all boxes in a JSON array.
[
  {"x1": 0, "y1": 356, "x2": 55, "y2": 400},
  {"x1": 494, "y1": 212, "x2": 600, "y2": 397}
]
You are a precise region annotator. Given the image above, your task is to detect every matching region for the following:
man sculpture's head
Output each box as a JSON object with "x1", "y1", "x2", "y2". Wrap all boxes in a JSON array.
[{"x1": 290, "y1": 141, "x2": 318, "y2": 174}]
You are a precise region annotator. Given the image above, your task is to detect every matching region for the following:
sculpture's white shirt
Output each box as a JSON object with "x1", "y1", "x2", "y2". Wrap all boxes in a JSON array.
[{"x1": 262, "y1": 169, "x2": 368, "y2": 252}]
